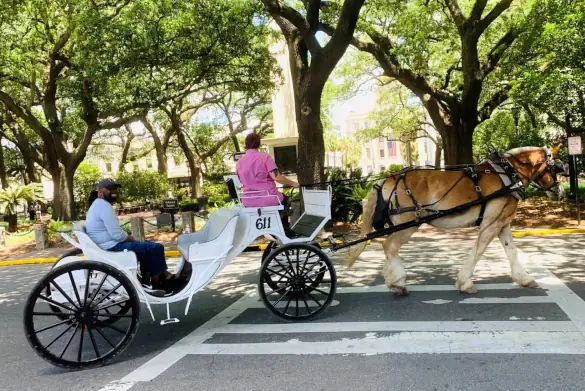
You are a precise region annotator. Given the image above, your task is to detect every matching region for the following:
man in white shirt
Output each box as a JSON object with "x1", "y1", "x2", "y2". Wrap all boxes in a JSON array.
[{"x1": 85, "y1": 178, "x2": 185, "y2": 290}]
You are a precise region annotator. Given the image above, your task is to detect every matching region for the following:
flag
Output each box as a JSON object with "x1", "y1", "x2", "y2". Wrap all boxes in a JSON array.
[{"x1": 387, "y1": 138, "x2": 397, "y2": 156}]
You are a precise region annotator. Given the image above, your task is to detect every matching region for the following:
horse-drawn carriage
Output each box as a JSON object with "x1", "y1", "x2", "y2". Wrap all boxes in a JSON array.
[{"x1": 23, "y1": 146, "x2": 565, "y2": 369}]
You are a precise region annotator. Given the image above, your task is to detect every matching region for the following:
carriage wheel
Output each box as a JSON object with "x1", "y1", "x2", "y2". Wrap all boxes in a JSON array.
[
  {"x1": 262, "y1": 241, "x2": 326, "y2": 295},
  {"x1": 24, "y1": 261, "x2": 140, "y2": 369},
  {"x1": 259, "y1": 243, "x2": 336, "y2": 322},
  {"x1": 46, "y1": 249, "x2": 131, "y2": 325}
]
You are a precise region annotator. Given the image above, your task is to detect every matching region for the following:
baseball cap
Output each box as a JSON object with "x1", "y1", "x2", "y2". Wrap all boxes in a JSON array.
[{"x1": 96, "y1": 178, "x2": 122, "y2": 190}]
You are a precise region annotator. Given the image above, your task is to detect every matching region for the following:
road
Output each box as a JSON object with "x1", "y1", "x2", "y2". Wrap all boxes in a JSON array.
[{"x1": 1, "y1": 233, "x2": 585, "y2": 391}]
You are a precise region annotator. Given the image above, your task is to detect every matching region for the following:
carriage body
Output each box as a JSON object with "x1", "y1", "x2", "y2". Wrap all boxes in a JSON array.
[{"x1": 23, "y1": 183, "x2": 337, "y2": 369}]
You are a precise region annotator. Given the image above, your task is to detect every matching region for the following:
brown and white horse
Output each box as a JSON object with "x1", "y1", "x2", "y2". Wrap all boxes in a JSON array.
[{"x1": 348, "y1": 146, "x2": 565, "y2": 294}]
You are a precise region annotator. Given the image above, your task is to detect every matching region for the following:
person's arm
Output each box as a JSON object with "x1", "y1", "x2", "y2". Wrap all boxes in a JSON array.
[
  {"x1": 99, "y1": 201, "x2": 131, "y2": 243},
  {"x1": 269, "y1": 169, "x2": 300, "y2": 188}
]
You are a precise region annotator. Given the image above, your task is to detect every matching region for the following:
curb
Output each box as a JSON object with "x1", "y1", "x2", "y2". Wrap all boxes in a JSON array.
[{"x1": 1, "y1": 229, "x2": 583, "y2": 267}]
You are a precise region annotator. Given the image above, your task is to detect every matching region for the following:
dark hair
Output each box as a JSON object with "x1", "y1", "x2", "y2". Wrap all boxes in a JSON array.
[
  {"x1": 244, "y1": 133, "x2": 261, "y2": 150},
  {"x1": 88, "y1": 190, "x2": 99, "y2": 207}
]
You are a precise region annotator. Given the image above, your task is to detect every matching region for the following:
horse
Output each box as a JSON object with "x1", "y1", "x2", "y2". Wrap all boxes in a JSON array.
[{"x1": 347, "y1": 145, "x2": 565, "y2": 294}]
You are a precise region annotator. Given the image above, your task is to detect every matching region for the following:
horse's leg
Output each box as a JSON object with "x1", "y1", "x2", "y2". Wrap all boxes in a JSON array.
[
  {"x1": 382, "y1": 227, "x2": 418, "y2": 296},
  {"x1": 456, "y1": 222, "x2": 502, "y2": 294},
  {"x1": 498, "y1": 224, "x2": 538, "y2": 288}
]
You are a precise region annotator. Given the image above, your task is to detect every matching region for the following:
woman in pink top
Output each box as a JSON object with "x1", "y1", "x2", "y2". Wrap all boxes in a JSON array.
[{"x1": 236, "y1": 133, "x2": 300, "y2": 209}]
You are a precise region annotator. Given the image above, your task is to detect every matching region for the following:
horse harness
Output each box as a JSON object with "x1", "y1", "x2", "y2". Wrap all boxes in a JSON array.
[{"x1": 372, "y1": 152, "x2": 532, "y2": 231}]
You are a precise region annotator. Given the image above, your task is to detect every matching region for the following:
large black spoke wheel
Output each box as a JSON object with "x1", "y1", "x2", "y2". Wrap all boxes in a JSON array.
[
  {"x1": 46, "y1": 249, "x2": 131, "y2": 325},
  {"x1": 24, "y1": 261, "x2": 140, "y2": 369},
  {"x1": 259, "y1": 243, "x2": 336, "y2": 322},
  {"x1": 262, "y1": 241, "x2": 326, "y2": 295}
]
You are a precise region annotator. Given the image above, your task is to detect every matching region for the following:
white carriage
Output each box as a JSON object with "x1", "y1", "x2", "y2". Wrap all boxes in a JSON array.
[{"x1": 23, "y1": 179, "x2": 336, "y2": 368}]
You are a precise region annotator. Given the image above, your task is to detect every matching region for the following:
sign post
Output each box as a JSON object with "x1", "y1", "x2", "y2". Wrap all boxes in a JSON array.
[
  {"x1": 162, "y1": 199, "x2": 180, "y2": 231},
  {"x1": 568, "y1": 136, "x2": 582, "y2": 225}
]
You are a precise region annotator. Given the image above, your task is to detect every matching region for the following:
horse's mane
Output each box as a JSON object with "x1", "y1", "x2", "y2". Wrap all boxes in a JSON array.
[{"x1": 505, "y1": 146, "x2": 542, "y2": 156}]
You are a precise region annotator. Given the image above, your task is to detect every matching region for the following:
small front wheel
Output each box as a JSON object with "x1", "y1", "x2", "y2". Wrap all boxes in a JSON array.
[
  {"x1": 24, "y1": 261, "x2": 140, "y2": 369},
  {"x1": 259, "y1": 243, "x2": 336, "y2": 322}
]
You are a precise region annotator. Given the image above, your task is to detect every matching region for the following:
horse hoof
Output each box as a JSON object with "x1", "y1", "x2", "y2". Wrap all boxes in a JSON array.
[
  {"x1": 461, "y1": 287, "x2": 478, "y2": 294},
  {"x1": 524, "y1": 281, "x2": 538, "y2": 288},
  {"x1": 392, "y1": 287, "x2": 409, "y2": 296}
]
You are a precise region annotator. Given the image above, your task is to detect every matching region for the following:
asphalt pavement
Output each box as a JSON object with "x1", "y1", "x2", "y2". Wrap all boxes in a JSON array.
[{"x1": 2, "y1": 233, "x2": 585, "y2": 391}]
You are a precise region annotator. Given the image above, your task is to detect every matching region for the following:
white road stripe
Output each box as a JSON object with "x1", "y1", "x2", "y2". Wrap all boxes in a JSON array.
[
  {"x1": 337, "y1": 283, "x2": 520, "y2": 293},
  {"x1": 248, "y1": 299, "x2": 340, "y2": 308},
  {"x1": 191, "y1": 331, "x2": 585, "y2": 355},
  {"x1": 459, "y1": 296, "x2": 556, "y2": 304},
  {"x1": 97, "y1": 382, "x2": 136, "y2": 391},
  {"x1": 212, "y1": 321, "x2": 576, "y2": 334}
]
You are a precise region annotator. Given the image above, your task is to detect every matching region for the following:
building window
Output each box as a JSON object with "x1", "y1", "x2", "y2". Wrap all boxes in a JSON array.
[
  {"x1": 173, "y1": 156, "x2": 182, "y2": 166},
  {"x1": 354, "y1": 122, "x2": 359, "y2": 131},
  {"x1": 364, "y1": 121, "x2": 369, "y2": 128},
  {"x1": 146, "y1": 158, "x2": 153, "y2": 169},
  {"x1": 378, "y1": 136, "x2": 385, "y2": 142},
  {"x1": 379, "y1": 165, "x2": 386, "y2": 173},
  {"x1": 366, "y1": 148, "x2": 371, "y2": 159},
  {"x1": 105, "y1": 162, "x2": 112, "y2": 172},
  {"x1": 133, "y1": 164, "x2": 139, "y2": 172},
  {"x1": 367, "y1": 165, "x2": 373, "y2": 174},
  {"x1": 379, "y1": 149, "x2": 384, "y2": 158}
]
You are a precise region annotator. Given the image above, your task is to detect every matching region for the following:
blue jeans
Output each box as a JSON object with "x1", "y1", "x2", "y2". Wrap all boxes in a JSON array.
[{"x1": 109, "y1": 241, "x2": 167, "y2": 275}]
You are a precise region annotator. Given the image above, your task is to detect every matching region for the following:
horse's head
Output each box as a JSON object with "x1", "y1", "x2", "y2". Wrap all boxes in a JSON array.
[{"x1": 505, "y1": 145, "x2": 565, "y2": 200}]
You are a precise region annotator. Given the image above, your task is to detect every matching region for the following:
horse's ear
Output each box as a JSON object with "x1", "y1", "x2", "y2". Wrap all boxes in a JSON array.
[{"x1": 551, "y1": 144, "x2": 561, "y2": 157}]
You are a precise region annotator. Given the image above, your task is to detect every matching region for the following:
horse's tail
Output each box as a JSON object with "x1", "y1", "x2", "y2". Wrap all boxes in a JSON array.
[{"x1": 345, "y1": 183, "x2": 379, "y2": 267}]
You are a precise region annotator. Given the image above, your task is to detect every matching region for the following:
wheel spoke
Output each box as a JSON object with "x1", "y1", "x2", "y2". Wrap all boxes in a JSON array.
[
  {"x1": 45, "y1": 321, "x2": 77, "y2": 350},
  {"x1": 272, "y1": 286, "x2": 293, "y2": 306},
  {"x1": 49, "y1": 280, "x2": 79, "y2": 310},
  {"x1": 83, "y1": 269, "x2": 92, "y2": 304},
  {"x1": 34, "y1": 317, "x2": 75, "y2": 334},
  {"x1": 310, "y1": 287, "x2": 331, "y2": 296},
  {"x1": 95, "y1": 326, "x2": 116, "y2": 349},
  {"x1": 68, "y1": 271, "x2": 83, "y2": 306},
  {"x1": 295, "y1": 296, "x2": 299, "y2": 317},
  {"x1": 97, "y1": 313, "x2": 133, "y2": 319},
  {"x1": 284, "y1": 252, "x2": 297, "y2": 278},
  {"x1": 33, "y1": 311, "x2": 74, "y2": 317},
  {"x1": 92, "y1": 282, "x2": 123, "y2": 308},
  {"x1": 307, "y1": 292, "x2": 323, "y2": 308},
  {"x1": 77, "y1": 324, "x2": 85, "y2": 362},
  {"x1": 301, "y1": 294, "x2": 311, "y2": 315},
  {"x1": 283, "y1": 294, "x2": 293, "y2": 314},
  {"x1": 96, "y1": 319, "x2": 127, "y2": 335},
  {"x1": 96, "y1": 298, "x2": 129, "y2": 312},
  {"x1": 88, "y1": 328, "x2": 101, "y2": 359},
  {"x1": 265, "y1": 268, "x2": 290, "y2": 280},
  {"x1": 39, "y1": 294, "x2": 76, "y2": 312},
  {"x1": 87, "y1": 273, "x2": 110, "y2": 306},
  {"x1": 59, "y1": 323, "x2": 80, "y2": 359},
  {"x1": 263, "y1": 285, "x2": 291, "y2": 295},
  {"x1": 272, "y1": 257, "x2": 294, "y2": 278}
]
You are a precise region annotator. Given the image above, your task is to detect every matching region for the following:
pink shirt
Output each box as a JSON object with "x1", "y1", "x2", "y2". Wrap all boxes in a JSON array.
[{"x1": 236, "y1": 149, "x2": 284, "y2": 207}]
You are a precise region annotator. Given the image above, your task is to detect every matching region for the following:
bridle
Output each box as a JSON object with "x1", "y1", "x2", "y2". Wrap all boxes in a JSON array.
[{"x1": 503, "y1": 147, "x2": 564, "y2": 192}]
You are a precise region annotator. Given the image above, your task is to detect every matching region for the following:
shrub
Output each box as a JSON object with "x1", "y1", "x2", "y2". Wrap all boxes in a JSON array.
[
  {"x1": 74, "y1": 163, "x2": 102, "y2": 205},
  {"x1": 116, "y1": 170, "x2": 172, "y2": 204}
]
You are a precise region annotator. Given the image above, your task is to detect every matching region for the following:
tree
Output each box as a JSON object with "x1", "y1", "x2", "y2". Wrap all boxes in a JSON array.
[
  {"x1": 73, "y1": 162, "x2": 102, "y2": 207},
  {"x1": 0, "y1": 0, "x2": 274, "y2": 220},
  {"x1": 116, "y1": 170, "x2": 171, "y2": 204},
  {"x1": 321, "y1": 0, "x2": 544, "y2": 165},
  {"x1": 260, "y1": 0, "x2": 366, "y2": 184},
  {"x1": 510, "y1": 0, "x2": 585, "y2": 195},
  {"x1": 0, "y1": 183, "x2": 43, "y2": 232}
]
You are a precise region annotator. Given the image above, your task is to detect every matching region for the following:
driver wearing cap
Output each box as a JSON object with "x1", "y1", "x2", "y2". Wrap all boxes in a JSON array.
[{"x1": 85, "y1": 178, "x2": 185, "y2": 291}]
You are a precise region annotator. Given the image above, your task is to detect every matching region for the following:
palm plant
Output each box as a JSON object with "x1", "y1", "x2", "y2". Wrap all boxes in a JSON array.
[{"x1": 0, "y1": 183, "x2": 44, "y2": 232}]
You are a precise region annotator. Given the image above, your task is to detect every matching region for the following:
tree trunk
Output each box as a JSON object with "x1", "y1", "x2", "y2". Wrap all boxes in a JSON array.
[
  {"x1": 232, "y1": 135, "x2": 240, "y2": 152},
  {"x1": 0, "y1": 137, "x2": 8, "y2": 188},
  {"x1": 25, "y1": 161, "x2": 38, "y2": 183},
  {"x1": 295, "y1": 93, "x2": 325, "y2": 185},
  {"x1": 174, "y1": 125, "x2": 201, "y2": 197},
  {"x1": 441, "y1": 123, "x2": 475, "y2": 166},
  {"x1": 51, "y1": 165, "x2": 76, "y2": 221},
  {"x1": 434, "y1": 142, "x2": 443, "y2": 168}
]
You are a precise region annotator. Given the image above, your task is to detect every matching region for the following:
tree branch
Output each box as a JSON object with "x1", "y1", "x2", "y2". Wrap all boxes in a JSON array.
[
  {"x1": 477, "y1": 0, "x2": 514, "y2": 34},
  {"x1": 444, "y1": 0, "x2": 466, "y2": 31},
  {"x1": 478, "y1": 85, "x2": 511, "y2": 122},
  {"x1": 261, "y1": 0, "x2": 321, "y2": 54},
  {"x1": 482, "y1": 28, "x2": 520, "y2": 77},
  {"x1": 470, "y1": 0, "x2": 489, "y2": 21}
]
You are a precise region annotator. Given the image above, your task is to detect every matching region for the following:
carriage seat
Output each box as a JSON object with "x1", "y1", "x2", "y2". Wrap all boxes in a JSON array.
[
  {"x1": 65, "y1": 222, "x2": 138, "y2": 270},
  {"x1": 177, "y1": 208, "x2": 239, "y2": 263}
]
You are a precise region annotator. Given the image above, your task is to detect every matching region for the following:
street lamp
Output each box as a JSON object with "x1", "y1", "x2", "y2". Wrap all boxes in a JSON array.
[{"x1": 15, "y1": 154, "x2": 25, "y2": 185}]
